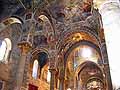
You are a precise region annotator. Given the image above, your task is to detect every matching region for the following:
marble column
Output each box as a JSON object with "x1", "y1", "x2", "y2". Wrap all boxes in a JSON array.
[
  {"x1": 15, "y1": 41, "x2": 32, "y2": 90},
  {"x1": 49, "y1": 53, "x2": 57, "y2": 90}
]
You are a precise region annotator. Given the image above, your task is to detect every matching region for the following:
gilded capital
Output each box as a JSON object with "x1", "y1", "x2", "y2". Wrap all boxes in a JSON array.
[{"x1": 18, "y1": 41, "x2": 32, "y2": 55}]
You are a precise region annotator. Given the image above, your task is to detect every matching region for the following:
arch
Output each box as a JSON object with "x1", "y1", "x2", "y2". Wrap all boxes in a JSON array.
[
  {"x1": 85, "y1": 77, "x2": 104, "y2": 86},
  {"x1": 38, "y1": 14, "x2": 55, "y2": 32},
  {"x1": 31, "y1": 48, "x2": 50, "y2": 77},
  {"x1": 0, "y1": 38, "x2": 12, "y2": 62},
  {"x1": 34, "y1": 9, "x2": 53, "y2": 25},
  {"x1": 32, "y1": 60, "x2": 39, "y2": 79},
  {"x1": 74, "y1": 61, "x2": 103, "y2": 80},
  {"x1": 0, "y1": 17, "x2": 23, "y2": 31},
  {"x1": 34, "y1": 9, "x2": 55, "y2": 34},
  {"x1": 57, "y1": 26, "x2": 100, "y2": 53},
  {"x1": 31, "y1": 47, "x2": 50, "y2": 59},
  {"x1": 39, "y1": 15, "x2": 50, "y2": 22},
  {"x1": 64, "y1": 40, "x2": 101, "y2": 65},
  {"x1": 84, "y1": 77, "x2": 105, "y2": 89},
  {"x1": 31, "y1": 50, "x2": 50, "y2": 81},
  {"x1": 73, "y1": 61, "x2": 104, "y2": 89}
]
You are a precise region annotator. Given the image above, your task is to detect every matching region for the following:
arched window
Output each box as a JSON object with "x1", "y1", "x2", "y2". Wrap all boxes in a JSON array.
[
  {"x1": 32, "y1": 60, "x2": 38, "y2": 79},
  {"x1": 0, "y1": 38, "x2": 11, "y2": 62},
  {"x1": 0, "y1": 40, "x2": 7, "y2": 61},
  {"x1": 47, "y1": 67, "x2": 51, "y2": 83}
]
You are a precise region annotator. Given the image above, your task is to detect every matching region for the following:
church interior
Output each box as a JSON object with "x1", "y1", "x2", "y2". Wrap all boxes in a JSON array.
[{"x1": 0, "y1": 0, "x2": 120, "y2": 90}]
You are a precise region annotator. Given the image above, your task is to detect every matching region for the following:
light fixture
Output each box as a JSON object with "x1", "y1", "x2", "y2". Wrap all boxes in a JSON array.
[{"x1": 81, "y1": 47, "x2": 92, "y2": 58}]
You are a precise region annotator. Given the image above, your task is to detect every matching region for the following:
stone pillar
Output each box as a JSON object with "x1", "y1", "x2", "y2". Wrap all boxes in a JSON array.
[
  {"x1": 58, "y1": 53, "x2": 65, "y2": 90},
  {"x1": 49, "y1": 50, "x2": 57, "y2": 90},
  {"x1": 49, "y1": 68, "x2": 56, "y2": 90},
  {"x1": 101, "y1": 42, "x2": 113, "y2": 90},
  {"x1": 15, "y1": 41, "x2": 32, "y2": 90},
  {"x1": 59, "y1": 76, "x2": 65, "y2": 90},
  {"x1": 99, "y1": 1, "x2": 120, "y2": 89}
]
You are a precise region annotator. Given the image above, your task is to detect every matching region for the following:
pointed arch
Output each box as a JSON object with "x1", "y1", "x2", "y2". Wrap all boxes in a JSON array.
[{"x1": 75, "y1": 61, "x2": 103, "y2": 78}]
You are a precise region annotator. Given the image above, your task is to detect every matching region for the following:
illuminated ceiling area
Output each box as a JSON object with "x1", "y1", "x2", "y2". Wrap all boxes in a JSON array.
[
  {"x1": 66, "y1": 45, "x2": 103, "y2": 90},
  {"x1": 67, "y1": 45, "x2": 100, "y2": 73}
]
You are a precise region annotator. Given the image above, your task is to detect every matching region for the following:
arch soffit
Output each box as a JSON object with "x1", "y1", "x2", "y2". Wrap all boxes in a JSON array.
[
  {"x1": 64, "y1": 40, "x2": 101, "y2": 64},
  {"x1": 74, "y1": 61, "x2": 103, "y2": 79},
  {"x1": 57, "y1": 26, "x2": 100, "y2": 52},
  {"x1": 38, "y1": 14, "x2": 54, "y2": 32},
  {"x1": 0, "y1": 16, "x2": 23, "y2": 32},
  {"x1": 85, "y1": 76, "x2": 104, "y2": 85},
  {"x1": 84, "y1": 76, "x2": 105, "y2": 88},
  {"x1": 61, "y1": 21, "x2": 99, "y2": 40},
  {"x1": 31, "y1": 47, "x2": 50, "y2": 61},
  {"x1": 34, "y1": 9, "x2": 55, "y2": 33},
  {"x1": 35, "y1": 14, "x2": 55, "y2": 39}
]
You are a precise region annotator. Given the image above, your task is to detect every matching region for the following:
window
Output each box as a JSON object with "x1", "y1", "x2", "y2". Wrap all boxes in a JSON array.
[
  {"x1": 0, "y1": 38, "x2": 11, "y2": 62},
  {"x1": 47, "y1": 67, "x2": 51, "y2": 83},
  {"x1": 0, "y1": 40, "x2": 6, "y2": 61},
  {"x1": 32, "y1": 60, "x2": 38, "y2": 79}
]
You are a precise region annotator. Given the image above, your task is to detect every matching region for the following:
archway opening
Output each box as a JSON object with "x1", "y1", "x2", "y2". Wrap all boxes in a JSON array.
[
  {"x1": 30, "y1": 51, "x2": 50, "y2": 90},
  {"x1": 65, "y1": 42, "x2": 103, "y2": 89}
]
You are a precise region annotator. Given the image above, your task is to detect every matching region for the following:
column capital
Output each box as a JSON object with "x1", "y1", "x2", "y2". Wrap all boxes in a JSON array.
[
  {"x1": 49, "y1": 68, "x2": 57, "y2": 73},
  {"x1": 18, "y1": 41, "x2": 32, "y2": 55}
]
